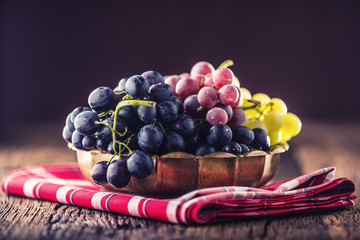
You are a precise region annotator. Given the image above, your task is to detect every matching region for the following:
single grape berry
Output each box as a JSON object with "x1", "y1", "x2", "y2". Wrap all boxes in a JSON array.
[
  {"x1": 88, "y1": 87, "x2": 116, "y2": 113},
  {"x1": 74, "y1": 111, "x2": 100, "y2": 135},
  {"x1": 127, "y1": 150, "x2": 154, "y2": 179},
  {"x1": 207, "y1": 124, "x2": 233, "y2": 148},
  {"x1": 71, "y1": 106, "x2": 92, "y2": 122},
  {"x1": 82, "y1": 135, "x2": 96, "y2": 149},
  {"x1": 195, "y1": 144, "x2": 216, "y2": 156},
  {"x1": 125, "y1": 75, "x2": 150, "y2": 99},
  {"x1": 218, "y1": 85, "x2": 240, "y2": 106},
  {"x1": 137, "y1": 105, "x2": 157, "y2": 123},
  {"x1": 107, "y1": 159, "x2": 131, "y2": 188},
  {"x1": 169, "y1": 96, "x2": 184, "y2": 115},
  {"x1": 62, "y1": 126, "x2": 73, "y2": 144},
  {"x1": 160, "y1": 131, "x2": 186, "y2": 154},
  {"x1": 148, "y1": 83, "x2": 173, "y2": 102},
  {"x1": 251, "y1": 128, "x2": 270, "y2": 151},
  {"x1": 141, "y1": 71, "x2": 164, "y2": 86},
  {"x1": 156, "y1": 100, "x2": 179, "y2": 123},
  {"x1": 66, "y1": 113, "x2": 75, "y2": 132},
  {"x1": 138, "y1": 124, "x2": 163, "y2": 153},
  {"x1": 91, "y1": 161, "x2": 108, "y2": 185},
  {"x1": 171, "y1": 114, "x2": 196, "y2": 139},
  {"x1": 117, "y1": 106, "x2": 139, "y2": 127},
  {"x1": 197, "y1": 87, "x2": 218, "y2": 108},
  {"x1": 232, "y1": 126, "x2": 255, "y2": 145},
  {"x1": 190, "y1": 61, "x2": 215, "y2": 76},
  {"x1": 96, "y1": 138, "x2": 111, "y2": 151},
  {"x1": 175, "y1": 78, "x2": 200, "y2": 101},
  {"x1": 222, "y1": 142, "x2": 242, "y2": 155},
  {"x1": 212, "y1": 68, "x2": 234, "y2": 89},
  {"x1": 206, "y1": 107, "x2": 228, "y2": 126},
  {"x1": 227, "y1": 107, "x2": 246, "y2": 129},
  {"x1": 239, "y1": 143, "x2": 250, "y2": 153}
]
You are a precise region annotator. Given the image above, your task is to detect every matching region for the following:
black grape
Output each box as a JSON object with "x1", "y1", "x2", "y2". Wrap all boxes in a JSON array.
[
  {"x1": 171, "y1": 114, "x2": 196, "y2": 139},
  {"x1": 91, "y1": 161, "x2": 108, "y2": 185},
  {"x1": 107, "y1": 159, "x2": 131, "y2": 188},
  {"x1": 88, "y1": 87, "x2": 116, "y2": 113},
  {"x1": 195, "y1": 144, "x2": 216, "y2": 156},
  {"x1": 148, "y1": 83, "x2": 173, "y2": 102},
  {"x1": 160, "y1": 131, "x2": 186, "y2": 154},
  {"x1": 207, "y1": 124, "x2": 232, "y2": 148},
  {"x1": 156, "y1": 100, "x2": 179, "y2": 123},
  {"x1": 126, "y1": 150, "x2": 154, "y2": 179},
  {"x1": 251, "y1": 128, "x2": 270, "y2": 151},
  {"x1": 222, "y1": 142, "x2": 242, "y2": 155},
  {"x1": 232, "y1": 126, "x2": 255, "y2": 145},
  {"x1": 137, "y1": 124, "x2": 163, "y2": 153},
  {"x1": 125, "y1": 75, "x2": 149, "y2": 99},
  {"x1": 74, "y1": 111, "x2": 100, "y2": 135},
  {"x1": 141, "y1": 71, "x2": 164, "y2": 86}
]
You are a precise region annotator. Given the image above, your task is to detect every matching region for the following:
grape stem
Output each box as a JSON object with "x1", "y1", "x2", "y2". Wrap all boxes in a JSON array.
[
  {"x1": 114, "y1": 91, "x2": 127, "y2": 96},
  {"x1": 112, "y1": 100, "x2": 156, "y2": 158},
  {"x1": 240, "y1": 99, "x2": 263, "y2": 110},
  {"x1": 217, "y1": 59, "x2": 234, "y2": 69}
]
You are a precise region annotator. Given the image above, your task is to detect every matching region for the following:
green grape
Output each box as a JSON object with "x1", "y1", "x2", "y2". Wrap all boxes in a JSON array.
[
  {"x1": 280, "y1": 132, "x2": 291, "y2": 143},
  {"x1": 239, "y1": 87, "x2": 252, "y2": 107},
  {"x1": 243, "y1": 119, "x2": 268, "y2": 132},
  {"x1": 244, "y1": 108, "x2": 260, "y2": 120},
  {"x1": 270, "y1": 98, "x2": 287, "y2": 115},
  {"x1": 268, "y1": 130, "x2": 282, "y2": 146},
  {"x1": 252, "y1": 93, "x2": 271, "y2": 104},
  {"x1": 262, "y1": 109, "x2": 283, "y2": 132},
  {"x1": 280, "y1": 112, "x2": 302, "y2": 137}
]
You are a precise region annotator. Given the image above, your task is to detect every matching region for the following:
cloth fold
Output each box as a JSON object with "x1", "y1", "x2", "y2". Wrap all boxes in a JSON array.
[{"x1": 1, "y1": 164, "x2": 355, "y2": 224}]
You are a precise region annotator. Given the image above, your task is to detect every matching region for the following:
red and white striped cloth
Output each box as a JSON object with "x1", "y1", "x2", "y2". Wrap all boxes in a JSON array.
[{"x1": 1, "y1": 164, "x2": 356, "y2": 224}]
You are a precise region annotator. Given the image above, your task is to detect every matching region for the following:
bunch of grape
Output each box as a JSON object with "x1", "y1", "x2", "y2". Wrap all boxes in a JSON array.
[
  {"x1": 62, "y1": 60, "x2": 302, "y2": 189},
  {"x1": 240, "y1": 91, "x2": 302, "y2": 147}
]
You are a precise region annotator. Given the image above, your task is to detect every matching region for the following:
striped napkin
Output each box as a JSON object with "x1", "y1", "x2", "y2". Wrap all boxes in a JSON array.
[{"x1": 1, "y1": 164, "x2": 355, "y2": 224}]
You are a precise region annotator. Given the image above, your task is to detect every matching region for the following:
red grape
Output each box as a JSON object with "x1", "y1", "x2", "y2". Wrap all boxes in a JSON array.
[
  {"x1": 175, "y1": 78, "x2": 200, "y2": 101},
  {"x1": 190, "y1": 61, "x2": 215, "y2": 76},
  {"x1": 191, "y1": 74, "x2": 206, "y2": 85},
  {"x1": 203, "y1": 75, "x2": 216, "y2": 88},
  {"x1": 218, "y1": 85, "x2": 239, "y2": 106},
  {"x1": 179, "y1": 72, "x2": 190, "y2": 79},
  {"x1": 227, "y1": 107, "x2": 246, "y2": 129},
  {"x1": 198, "y1": 87, "x2": 218, "y2": 108},
  {"x1": 212, "y1": 68, "x2": 234, "y2": 89},
  {"x1": 206, "y1": 107, "x2": 228, "y2": 126},
  {"x1": 165, "y1": 75, "x2": 180, "y2": 94},
  {"x1": 230, "y1": 87, "x2": 243, "y2": 107}
]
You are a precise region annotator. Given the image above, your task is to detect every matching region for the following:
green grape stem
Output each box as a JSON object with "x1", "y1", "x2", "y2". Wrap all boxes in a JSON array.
[
  {"x1": 240, "y1": 99, "x2": 263, "y2": 110},
  {"x1": 112, "y1": 100, "x2": 156, "y2": 157},
  {"x1": 114, "y1": 90, "x2": 127, "y2": 96},
  {"x1": 217, "y1": 59, "x2": 234, "y2": 69}
]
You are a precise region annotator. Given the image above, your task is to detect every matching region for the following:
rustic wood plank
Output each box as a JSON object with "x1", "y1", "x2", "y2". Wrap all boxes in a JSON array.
[{"x1": 0, "y1": 122, "x2": 359, "y2": 240}]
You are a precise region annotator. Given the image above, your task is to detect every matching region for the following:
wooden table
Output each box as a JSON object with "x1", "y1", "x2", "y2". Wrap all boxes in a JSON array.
[{"x1": 0, "y1": 121, "x2": 359, "y2": 239}]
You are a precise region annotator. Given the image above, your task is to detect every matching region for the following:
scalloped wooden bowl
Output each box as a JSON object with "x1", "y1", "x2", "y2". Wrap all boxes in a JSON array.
[{"x1": 74, "y1": 145, "x2": 288, "y2": 195}]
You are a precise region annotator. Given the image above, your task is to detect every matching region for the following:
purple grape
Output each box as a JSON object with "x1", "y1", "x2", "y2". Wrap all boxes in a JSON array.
[
  {"x1": 107, "y1": 159, "x2": 131, "y2": 188},
  {"x1": 88, "y1": 87, "x2": 116, "y2": 113},
  {"x1": 206, "y1": 107, "x2": 228, "y2": 126},
  {"x1": 184, "y1": 95, "x2": 208, "y2": 119},
  {"x1": 74, "y1": 111, "x2": 100, "y2": 135},
  {"x1": 197, "y1": 87, "x2": 218, "y2": 108},
  {"x1": 91, "y1": 161, "x2": 108, "y2": 185},
  {"x1": 127, "y1": 150, "x2": 154, "y2": 179},
  {"x1": 141, "y1": 71, "x2": 164, "y2": 86}
]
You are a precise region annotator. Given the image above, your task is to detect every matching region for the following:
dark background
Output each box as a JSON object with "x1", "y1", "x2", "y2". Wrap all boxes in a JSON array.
[{"x1": 1, "y1": 0, "x2": 360, "y2": 132}]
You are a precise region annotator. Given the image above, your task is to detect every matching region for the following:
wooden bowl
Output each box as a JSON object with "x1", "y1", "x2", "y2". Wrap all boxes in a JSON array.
[{"x1": 74, "y1": 144, "x2": 288, "y2": 196}]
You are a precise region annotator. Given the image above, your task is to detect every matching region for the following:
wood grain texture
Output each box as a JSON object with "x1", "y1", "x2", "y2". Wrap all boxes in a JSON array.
[{"x1": 0, "y1": 122, "x2": 359, "y2": 240}]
